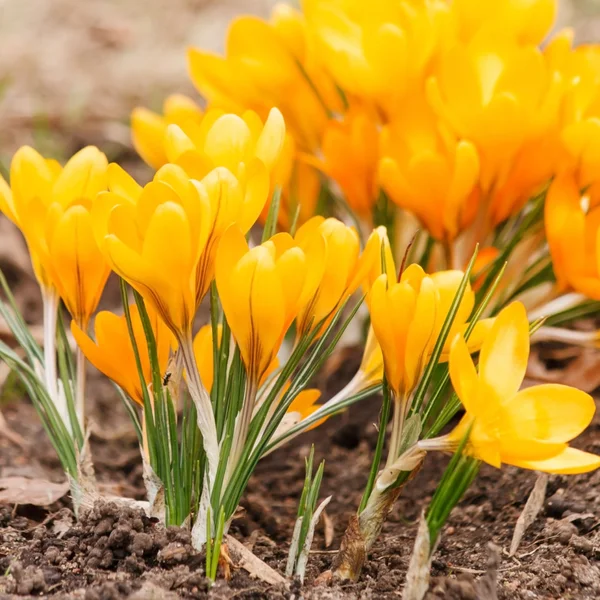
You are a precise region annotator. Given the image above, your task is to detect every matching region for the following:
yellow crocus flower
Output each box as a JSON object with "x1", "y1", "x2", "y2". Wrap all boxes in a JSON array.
[
  {"x1": 545, "y1": 172, "x2": 600, "y2": 300},
  {"x1": 71, "y1": 305, "x2": 173, "y2": 405},
  {"x1": 0, "y1": 146, "x2": 109, "y2": 326},
  {"x1": 131, "y1": 94, "x2": 205, "y2": 169},
  {"x1": 450, "y1": 0, "x2": 557, "y2": 46},
  {"x1": 162, "y1": 107, "x2": 286, "y2": 183},
  {"x1": 303, "y1": 0, "x2": 449, "y2": 116},
  {"x1": 95, "y1": 165, "x2": 209, "y2": 335},
  {"x1": 215, "y1": 225, "x2": 320, "y2": 383},
  {"x1": 294, "y1": 217, "x2": 381, "y2": 338},
  {"x1": 188, "y1": 6, "x2": 340, "y2": 151},
  {"x1": 369, "y1": 264, "x2": 493, "y2": 397},
  {"x1": 441, "y1": 302, "x2": 600, "y2": 474},
  {"x1": 379, "y1": 94, "x2": 480, "y2": 243},
  {"x1": 94, "y1": 163, "x2": 269, "y2": 332}
]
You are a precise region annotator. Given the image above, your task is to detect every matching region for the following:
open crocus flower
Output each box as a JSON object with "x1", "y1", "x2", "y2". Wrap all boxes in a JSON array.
[
  {"x1": 369, "y1": 264, "x2": 493, "y2": 398},
  {"x1": 427, "y1": 38, "x2": 563, "y2": 225},
  {"x1": 0, "y1": 146, "x2": 109, "y2": 316},
  {"x1": 72, "y1": 305, "x2": 173, "y2": 405},
  {"x1": 379, "y1": 95, "x2": 480, "y2": 243},
  {"x1": 303, "y1": 0, "x2": 449, "y2": 116},
  {"x1": 216, "y1": 225, "x2": 322, "y2": 384},
  {"x1": 423, "y1": 302, "x2": 600, "y2": 474},
  {"x1": 545, "y1": 171, "x2": 600, "y2": 300},
  {"x1": 294, "y1": 217, "x2": 381, "y2": 338},
  {"x1": 188, "y1": 5, "x2": 340, "y2": 150},
  {"x1": 131, "y1": 94, "x2": 205, "y2": 170}
]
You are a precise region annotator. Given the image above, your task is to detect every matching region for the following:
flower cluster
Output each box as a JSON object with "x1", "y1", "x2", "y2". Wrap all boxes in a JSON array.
[{"x1": 1, "y1": 0, "x2": 599, "y2": 590}]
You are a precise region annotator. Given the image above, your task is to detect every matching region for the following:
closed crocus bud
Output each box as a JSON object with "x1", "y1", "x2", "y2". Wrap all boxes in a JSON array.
[
  {"x1": 0, "y1": 146, "x2": 109, "y2": 325},
  {"x1": 95, "y1": 164, "x2": 212, "y2": 335},
  {"x1": 437, "y1": 302, "x2": 600, "y2": 475},
  {"x1": 294, "y1": 217, "x2": 379, "y2": 338},
  {"x1": 368, "y1": 264, "x2": 493, "y2": 398},
  {"x1": 71, "y1": 304, "x2": 173, "y2": 405},
  {"x1": 94, "y1": 162, "x2": 271, "y2": 334},
  {"x1": 545, "y1": 171, "x2": 600, "y2": 300},
  {"x1": 216, "y1": 225, "x2": 320, "y2": 383}
]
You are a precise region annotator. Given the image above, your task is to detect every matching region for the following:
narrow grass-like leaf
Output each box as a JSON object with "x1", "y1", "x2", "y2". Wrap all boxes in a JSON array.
[
  {"x1": 262, "y1": 187, "x2": 282, "y2": 242},
  {"x1": 359, "y1": 378, "x2": 391, "y2": 512},
  {"x1": 410, "y1": 249, "x2": 478, "y2": 416}
]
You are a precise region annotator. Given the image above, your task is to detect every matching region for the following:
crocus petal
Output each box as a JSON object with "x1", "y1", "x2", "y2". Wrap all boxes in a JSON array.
[
  {"x1": 478, "y1": 301, "x2": 529, "y2": 401},
  {"x1": 52, "y1": 147, "x2": 108, "y2": 207},
  {"x1": 502, "y1": 384, "x2": 596, "y2": 443},
  {"x1": 108, "y1": 163, "x2": 142, "y2": 202},
  {"x1": 131, "y1": 107, "x2": 169, "y2": 169},
  {"x1": 193, "y1": 324, "x2": 219, "y2": 393},
  {"x1": 254, "y1": 108, "x2": 286, "y2": 170},
  {"x1": 448, "y1": 333, "x2": 479, "y2": 415},
  {"x1": 508, "y1": 447, "x2": 600, "y2": 475}
]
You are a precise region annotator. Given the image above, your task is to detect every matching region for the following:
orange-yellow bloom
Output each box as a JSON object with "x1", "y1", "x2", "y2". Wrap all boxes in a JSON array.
[
  {"x1": 71, "y1": 305, "x2": 172, "y2": 405},
  {"x1": 545, "y1": 172, "x2": 600, "y2": 300},
  {"x1": 427, "y1": 39, "x2": 563, "y2": 225},
  {"x1": 132, "y1": 94, "x2": 205, "y2": 169},
  {"x1": 216, "y1": 225, "x2": 321, "y2": 382},
  {"x1": 287, "y1": 389, "x2": 326, "y2": 430},
  {"x1": 317, "y1": 106, "x2": 380, "y2": 220},
  {"x1": 369, "y1": 265, "x2": 493, "y2": 396},
  {"x1": 294, "y1": 217, "x2": 381, "y2": 338},
  {"x1": 379, "y1": 95, "x2": 480, "y2": 242},
  {"x1": 0, "y1": 146, "x2": 109, "y2": 324},
  {"x1": 445, "y1": 302, "x2": 600, "y2": 474},
  {"x1": 547, "y1": 36, "x2": 600, "y2": 191}
]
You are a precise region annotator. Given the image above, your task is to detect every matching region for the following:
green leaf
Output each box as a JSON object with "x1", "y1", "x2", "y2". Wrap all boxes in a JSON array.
[
  {"x1": 359, "y1": 378, "x2": 391, "y2": 512},
  {"x1": 262, "y1": 187, "x2": 282, "y2": 242}
]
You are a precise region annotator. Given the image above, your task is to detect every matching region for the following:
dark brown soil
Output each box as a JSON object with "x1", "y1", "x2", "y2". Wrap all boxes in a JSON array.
[{"x1": 1, "y1": 344, "x2": 600, "y2": 600}]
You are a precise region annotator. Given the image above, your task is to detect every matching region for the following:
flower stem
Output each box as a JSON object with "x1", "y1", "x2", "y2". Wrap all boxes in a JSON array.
[
  {"x1": 76, "y1": 346, "x2": 86, "y2": 426},
  {"x1": 178, "y1": 333, "x2": 220, "y2": 491},
  {"x1": 225, "y1": 380, "x2": 258, "y2": 487},
  {"x1": 385, "y1": 392, "x2": 406, "y2": 468},
  {"x1": 42, "y1": 287, "x2": 59, "y2": 403}
]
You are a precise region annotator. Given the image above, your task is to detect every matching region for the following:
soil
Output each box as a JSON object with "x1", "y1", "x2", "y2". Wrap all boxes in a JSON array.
[{"x1": 1, "y1": 344, "x2": 600, "y2": 599}]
